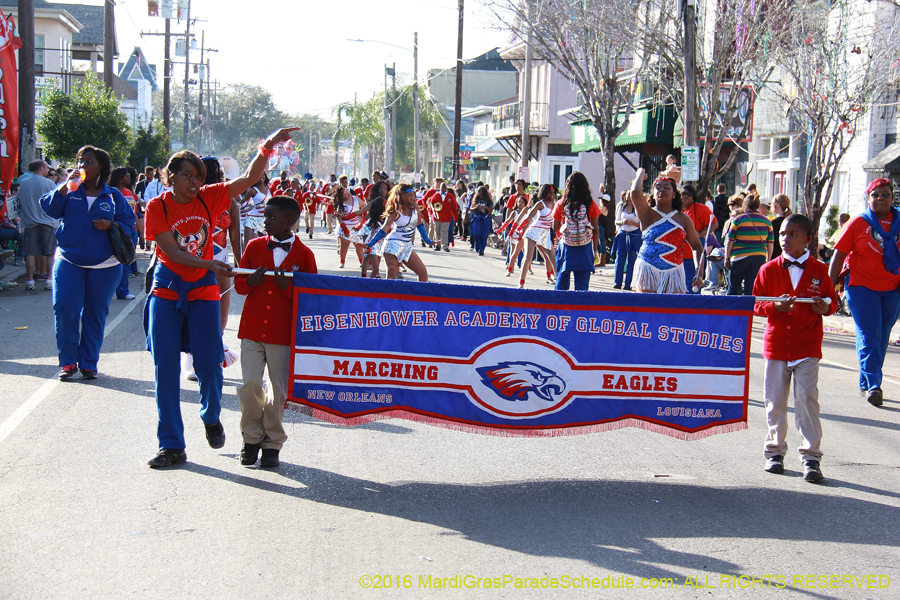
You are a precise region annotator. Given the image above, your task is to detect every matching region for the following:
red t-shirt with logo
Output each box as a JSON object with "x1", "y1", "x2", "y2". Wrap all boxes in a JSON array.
[
  {"x1": 681, "y1": 202, "x2": 713, "y2": 261},
  {"x1": 834, "y1": 214, "x2": 900, "y2": 291},
  {"x1": 145, "y1": 182, "x2": 232, "y2": 301}
]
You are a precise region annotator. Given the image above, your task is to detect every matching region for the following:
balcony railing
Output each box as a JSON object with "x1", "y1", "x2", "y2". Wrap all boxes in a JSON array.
[{"x1": 491, "y1": 101, "x2": 549, "y2": 135}]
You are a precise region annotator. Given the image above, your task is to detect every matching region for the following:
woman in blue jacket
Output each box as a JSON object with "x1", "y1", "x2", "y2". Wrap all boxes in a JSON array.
[{"x1": 40, "y1": 146, "x2": 135, "y2": 381}]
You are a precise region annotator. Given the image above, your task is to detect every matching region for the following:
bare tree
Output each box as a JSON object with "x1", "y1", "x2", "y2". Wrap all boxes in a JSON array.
[
  {"x1": 486, "y1": 0, "x2": 646, "y2": 197},
  {"x1": 768, "y1": 0, "x2": 900, "y2": 248},
  {"x1": 639, "y1": 0, "x2": 790, "y2": 200}
]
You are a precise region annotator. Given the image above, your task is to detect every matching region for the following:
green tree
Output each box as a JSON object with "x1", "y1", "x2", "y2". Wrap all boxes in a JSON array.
[
  {"x1": 128, "y1": 119, "x2": 171, "y2": 169},
  {"x1": 214, "y1": 84, "x2": 287, "y2": 161},
  {"x1": 37, "y1": 71, "x2": 131, "y2": 164}
]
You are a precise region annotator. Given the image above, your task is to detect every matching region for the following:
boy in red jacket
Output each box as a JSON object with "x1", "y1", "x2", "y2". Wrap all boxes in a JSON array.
[
  {"x1": 234, "y1": 195, "x2": 317, "y2": 467},
  {"x1": 752, "y1": 214, "x2": 837, "y2": 482}
]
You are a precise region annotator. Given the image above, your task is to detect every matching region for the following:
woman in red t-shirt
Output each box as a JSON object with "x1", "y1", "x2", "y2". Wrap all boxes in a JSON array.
[
  {"x1": 829, "y1": 178, "x2": 900, "y2": 407},
  {"x1": 143, "y1": 127, "x2": 300, "y2": 468}
]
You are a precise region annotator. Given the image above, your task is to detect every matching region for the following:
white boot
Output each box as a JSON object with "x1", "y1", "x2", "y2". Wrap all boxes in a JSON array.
[{"x1": 182, "y1": 353, "x2": 197, "y2": 381}]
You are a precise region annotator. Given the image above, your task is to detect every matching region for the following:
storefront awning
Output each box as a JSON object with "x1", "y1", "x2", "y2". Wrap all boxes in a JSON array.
[
  {"x1": 863, "y1": 143, "x2": 900, "y2": 173},
  {"x1": 570, "y1": 106, "x2": 676, "y2": 153}
]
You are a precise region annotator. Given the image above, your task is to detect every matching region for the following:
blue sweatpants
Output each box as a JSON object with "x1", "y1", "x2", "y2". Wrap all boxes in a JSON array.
[
  {"x1": 613, "y1": 231, "x2": 641, "y2": 287},
  {"x1": 471, "y1": 214, "x2": 491, "y2": 255},
  {"x1": 148, "y1": 295, "x2": 224, "y2": 450},
  {"x1": 52, "y1": 260, "x2": 120, "y2": 370},
  {"x1": 556, "y1": 270, "x2": 591, "y2": 291},
  {"x1": 845, "y1": 284, "x2": 900, "y2": 391}
]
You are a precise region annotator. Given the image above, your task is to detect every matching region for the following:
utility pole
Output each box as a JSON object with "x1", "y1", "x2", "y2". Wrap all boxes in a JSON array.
[
  {"x1": 18, "y1": 0, "x2": 35, "y2": 168},
  {"x1": 182, "y1": 0, "x2": 191, "y2": 149},
  {"x1": 103, "y1": 0, "x2": 115, "y2": 89},
  {"x1": 206, "y1": 62, "x2": 212, "y2": 153},
  {"x1": 163, "y1": 18, "x2": 170, "y2": 132},
  {"x1": 683, "y1": 0, "x2": 697, "y2": 148},
  {"x1": 521, "y1": 22, "x2": 532, "y2": 177},
  {"x1": 413, "y1": 32, "x2": 419, "y2": 175},
  {"x1": 391, "y1": 61, "x2": 396, "y2": 175},
  {"x1": 383, "y1": 64, "x2": 391, "y2": 172},
  {"x1": 452, "y1": 0, "x2": 464, "y2": 182},
  {"x1": 196, "y1": 31, "x2": 205, "y2": 153}
]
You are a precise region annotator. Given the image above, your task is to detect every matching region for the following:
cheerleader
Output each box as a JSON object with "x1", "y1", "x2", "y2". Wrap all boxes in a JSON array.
[
  {"x1": 499, "y1": 194, "x2": 530, "y2": 277},
  {"x1": 360, "y1": 183, "x2": 389, "y2": 278},
  {"x1": 629, "y1": 168, "x2": 703, "y2": 294},
  {"x1": 333, "y1": 182, "x2": 367, "y2": 268},
  {"x1": 368, "y1": 183, "x2": 435, "y2": 281},
  {"x1": 514, "y1": 184, "x2": 558, "y2": 288},
  {"x1": 240, "y1": 172, "x2": 268, "y2": 251}
]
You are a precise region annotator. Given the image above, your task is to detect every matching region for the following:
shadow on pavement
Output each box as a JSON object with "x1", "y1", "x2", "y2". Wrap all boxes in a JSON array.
[{"x1": 181, "y1": 462, "x2": 899, "y2": 590}]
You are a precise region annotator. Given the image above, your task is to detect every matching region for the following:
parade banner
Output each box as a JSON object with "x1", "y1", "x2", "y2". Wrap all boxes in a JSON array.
[
  {"x1": 287, "y1": 274, "x2": 754, "y2": 440},
  {"x1": 0, "y1": 13, "x2": 21, "y2": 221}
]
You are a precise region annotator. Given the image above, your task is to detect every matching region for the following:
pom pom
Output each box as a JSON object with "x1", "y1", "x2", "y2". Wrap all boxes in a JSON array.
[{"x1": 222, "y1": 343, "x2": 239, "y2": 368}]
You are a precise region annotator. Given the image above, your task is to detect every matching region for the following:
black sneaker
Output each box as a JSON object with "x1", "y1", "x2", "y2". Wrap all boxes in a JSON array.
[
  {"x1": 147, "y1": 448, "x2": 187, "y2": 468},
  {"x1": 240, "y1": 442, "x2": 261, "y2": 466},
  {"x1": 80, "y1": 369, "x2": 98, "y2": 380},
  {"x1": 764, "y1": 455, "x2": 785, "y2": 474},
  {"x1": 58, "y1": 364, "x2": 78, "y2": 381},
  {"x1": 204, "y1": 421, "x2": 226, "y2": 449},
  {"x1": 867, "y1": 388, "x2": 884, "y2": 407},
  {"x1": 624, "y1": 286, "x2": 633, "y2": 291},
  {"x1": 613, "y1": 284, "x2": 622, "y2": 289},
  {"x1": 260, "y1": 448, "x2": 280, "y2": 468},
  {"x1": 803, "y1": 460, "x2": 824, "y2": 482}
]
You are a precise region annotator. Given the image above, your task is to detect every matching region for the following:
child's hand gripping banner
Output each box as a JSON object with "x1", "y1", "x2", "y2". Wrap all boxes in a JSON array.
[{"x1": 288, "y1": 274, "x2": 754, "y2": 440}]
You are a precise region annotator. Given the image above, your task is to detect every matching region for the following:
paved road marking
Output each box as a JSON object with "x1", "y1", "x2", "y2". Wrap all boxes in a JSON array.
[{"x1": 0, "y1": 291, "x2": 146, "y2": 446}]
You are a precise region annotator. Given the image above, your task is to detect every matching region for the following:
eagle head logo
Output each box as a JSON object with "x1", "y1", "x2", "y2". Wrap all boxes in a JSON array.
[
  {"x1": 173, "y1": 222, "x2": 209, "y2": 258},
  {"x1": 476, "y1": 361, "x2": 566, "y2": 402}
]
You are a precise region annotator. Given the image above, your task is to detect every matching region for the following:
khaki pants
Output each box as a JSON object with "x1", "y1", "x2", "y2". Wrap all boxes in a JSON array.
[
  {"x1": 237, "y1": 339, "x2": 290, "y2": 449},
  {"x1": 434, "y1": 221, "x2": 450, "y2": 249},
  {"x1": 763, "y1": 358, "x2": 823, "y2": 462}
]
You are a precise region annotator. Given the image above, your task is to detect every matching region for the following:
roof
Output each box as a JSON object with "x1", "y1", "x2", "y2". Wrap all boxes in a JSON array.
[
  {"x1": 863, "y1": 143, "x2": 900, "y2": 173},
  {"x1": 62, "y1": 4, "x2": 109, "y2": 49},
  {"x1": 0, "y1": 1, "x2": 114, "y2": 51},
  {"x1": 118, "y1": 47, "x2": 158, "y2": 92}
]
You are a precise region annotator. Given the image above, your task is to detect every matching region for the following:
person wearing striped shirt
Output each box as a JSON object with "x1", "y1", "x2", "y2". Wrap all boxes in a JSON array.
[{"x1": 724, "y1": 195, "x2": 773, "y2": 295}]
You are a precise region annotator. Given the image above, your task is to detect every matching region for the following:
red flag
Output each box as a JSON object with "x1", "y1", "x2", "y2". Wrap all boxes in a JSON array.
[{"x1": 0, "y1": 13, "x2": 21, "y2": 222}]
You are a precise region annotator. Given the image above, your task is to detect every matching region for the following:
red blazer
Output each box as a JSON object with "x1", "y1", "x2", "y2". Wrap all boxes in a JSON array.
[
  {"x1": 752, "y1": 255, "x2": 838, "y2": 362},
  {"x1": 235, "y1": 235, "x2": 318, "y2": 346},
  {"x1": 429, "y1": 191, "x2": 458, "y2": 222}
]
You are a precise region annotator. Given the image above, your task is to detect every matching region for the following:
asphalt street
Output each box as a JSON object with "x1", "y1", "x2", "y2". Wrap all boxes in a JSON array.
[{"x1": 1, "y1": 231, "x2": 898, "y2": 600}]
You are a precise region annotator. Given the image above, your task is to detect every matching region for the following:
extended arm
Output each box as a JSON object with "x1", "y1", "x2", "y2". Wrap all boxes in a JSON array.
[{"x1": 227, "y1": 127, "x2": 301, "y2": 199}]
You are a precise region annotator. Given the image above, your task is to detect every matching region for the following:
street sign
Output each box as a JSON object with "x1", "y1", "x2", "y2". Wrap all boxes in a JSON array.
[
  {"x1": 682, "y1": 146, "x2": 700, "y2": 182},
  {"x1": 518, "y1": 166, "x2": 529, "y2": 181}
]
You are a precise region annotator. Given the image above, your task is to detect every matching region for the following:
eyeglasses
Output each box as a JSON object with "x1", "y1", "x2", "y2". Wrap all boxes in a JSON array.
[{"x1": 870, "y1": 192, "x2": 893, "y2": 200}]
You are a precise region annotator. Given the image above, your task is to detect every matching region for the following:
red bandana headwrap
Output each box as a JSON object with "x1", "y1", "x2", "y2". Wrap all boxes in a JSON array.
[
  {"x1": 866, "y1": 178, "x2": 892, "y2": 196},
  {"x1": 653, "y1": 176, "x2": 677, "y2": 187}
]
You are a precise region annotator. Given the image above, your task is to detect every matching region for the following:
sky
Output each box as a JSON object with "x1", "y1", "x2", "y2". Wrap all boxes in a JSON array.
[{"x1": 53, "y1": 0, "x2": 513, "y2": 118}]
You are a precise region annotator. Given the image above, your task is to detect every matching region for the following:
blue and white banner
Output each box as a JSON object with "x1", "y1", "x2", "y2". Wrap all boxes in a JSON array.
[{"x1": 288, "y1": 274, "x2": 754, "y2": 439}]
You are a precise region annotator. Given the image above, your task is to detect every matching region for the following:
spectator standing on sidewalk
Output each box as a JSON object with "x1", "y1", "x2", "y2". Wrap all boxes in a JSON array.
[
  {"x1": 40, "y1": 146, "x2": 135, "y2": 381},
  {"x1": 18, "y1": 160, "x2": 57, "y2": 290}
]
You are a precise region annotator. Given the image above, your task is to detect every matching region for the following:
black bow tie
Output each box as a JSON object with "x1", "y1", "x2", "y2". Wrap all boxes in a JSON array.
[
  {"x1": 783, "y1": 259, "x2": 806, "y2": 270},
  {"x1": 268, "y1": 241, "x2": 291, "y2": 252}
]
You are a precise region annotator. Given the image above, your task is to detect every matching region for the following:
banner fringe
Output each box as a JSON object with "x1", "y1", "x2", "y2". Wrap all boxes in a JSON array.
[{"x1": 286, "y1": 404, "x2": 747, "y2": 440}]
